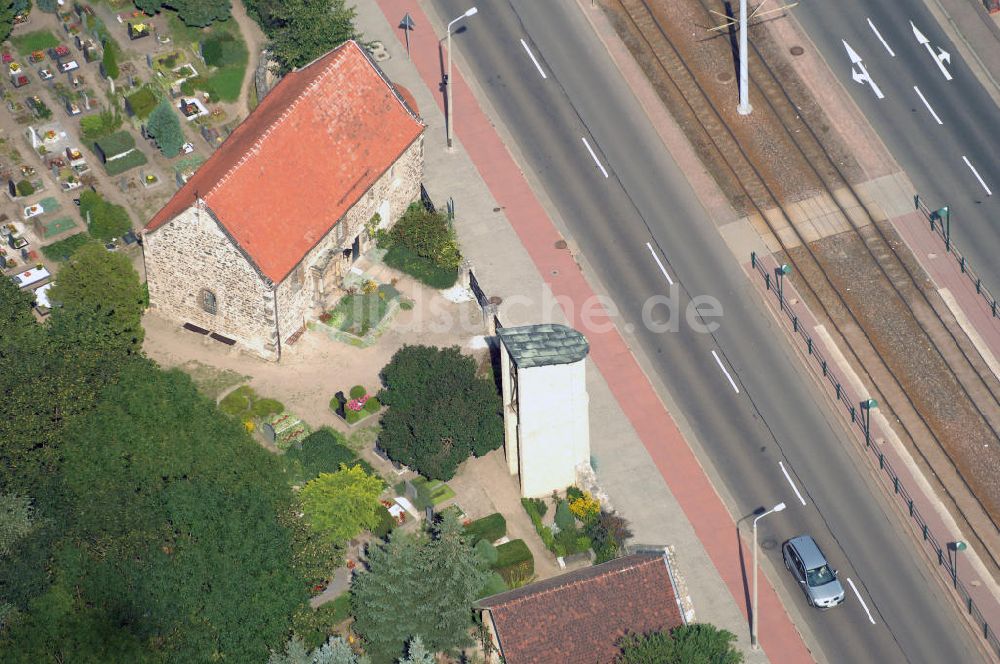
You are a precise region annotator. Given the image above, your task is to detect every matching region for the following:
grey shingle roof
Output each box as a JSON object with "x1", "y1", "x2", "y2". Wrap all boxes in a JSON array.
[{"x1": 497, "y1": 324, "x2": 589, "y2": 368}]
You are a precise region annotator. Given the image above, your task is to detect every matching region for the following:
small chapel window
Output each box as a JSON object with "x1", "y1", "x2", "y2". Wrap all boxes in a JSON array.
[{"x1": 199, "y1": 288, "x2": 217, "y2": 315}]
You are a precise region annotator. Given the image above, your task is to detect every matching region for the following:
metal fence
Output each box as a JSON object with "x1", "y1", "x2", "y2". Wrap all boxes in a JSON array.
[
  {"x1": 914, "y1": 195, "x2": 998, "y2": 320},
  {"x1": 750, "y1": 251, "x2": 1000, "y2": 657}
]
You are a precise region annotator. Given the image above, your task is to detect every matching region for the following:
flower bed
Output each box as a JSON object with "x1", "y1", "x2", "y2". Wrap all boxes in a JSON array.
[
  {"x1": 323, "y1": 281, "x2": 399, "y2": 337},
  {"x1": 330, "y1": 384, "x2": 382, "y2": 425}
]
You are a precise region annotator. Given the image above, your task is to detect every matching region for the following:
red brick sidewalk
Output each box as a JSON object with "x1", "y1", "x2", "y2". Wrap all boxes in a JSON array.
[{"x1": 373, "y1": 0, "x2": 814, "y2": 660}]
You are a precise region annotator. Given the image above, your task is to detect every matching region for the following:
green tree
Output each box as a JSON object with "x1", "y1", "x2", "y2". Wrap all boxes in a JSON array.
[
  {"x1": 388, "y1": 204, "x2": 461, "y2": 270},
  {"x1": 101, "y1": 39, "x2": 119, "y2": 79},
  {"x1": 398, "y1": 635, "x2": 434, "y2": 664},
  {"x1": 352, "y1": 512, "x2": 488, "y2": 663},
  {"x1": 78, "y1": 190, "x2": 132, "y2": 241},
  {"x1": 300, "y1": 465, "x2": 384, "y2": 544},
  {"x1": 0, "y1": 493, "x2": 33, "y2": 557},
  {"x1": 145, "y1": 101, "x2": 185, "y2": 158},
  {"x1": 616, "y1": 624, "x2": 744, "y2": 664},
  {"x1": 377, "y1": 345, "x2": 502, "y2": 480},
  {"x1": 270, "y1": 635, "x2": 370, "y2": 664},
  {"x1": 246, "y1": 0, "x2": 356, "y2": 73},
  {"x1": 0, "y1": 1, "x2": 15, "y2": 43},
  {"x1": 36, "y1": 0, "x2": 59, "y2": 12},
  {"x1": 48, "y1": 243, "x2": 145, "y2": 356},
  {"x1": 136, "y1": 0, "x2": 231, "y2": 26}
]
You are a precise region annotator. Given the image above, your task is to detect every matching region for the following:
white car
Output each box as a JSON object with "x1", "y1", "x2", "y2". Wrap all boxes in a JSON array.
[{"x1": 58, "y1": 60, "x2": 79, "y2": 73}]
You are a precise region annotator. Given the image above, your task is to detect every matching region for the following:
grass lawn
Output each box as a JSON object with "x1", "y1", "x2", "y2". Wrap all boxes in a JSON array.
[
  {"x1": 411, "y1": 477, "x2": 456, "y2": 506},
  {"x1": 167, "y1": 14, "x2": 246, "y2": 103},
  {"x1": 11, "y1": 30, "x2": 59, "y2": 56},
  {"x1": 202, "y1": 64, "x2": 245, "y2": 102},
  {"x1": 326, "y1": 284, "x2": 399, "y2": 337}
]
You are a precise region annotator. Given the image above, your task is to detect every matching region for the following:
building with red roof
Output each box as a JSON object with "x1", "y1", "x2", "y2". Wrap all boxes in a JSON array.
[
  {"x1": 142, "y1": 40, "x2": 424, "y2": 360},
  {"x1": 475, "y1": 550, "x2": 690, "y2": 663}
]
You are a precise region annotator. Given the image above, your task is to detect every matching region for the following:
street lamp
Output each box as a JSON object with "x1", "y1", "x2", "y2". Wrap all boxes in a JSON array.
[
  {"x1": 445, "y1": 6, "x2": 478, "y2": 150},
  {"x1": 861, "y1": 398, "x2": 878, "y2": 448},
  {"x1": 949, "y1": 540, "x2": 967, "y2": 589},
  {"x1": 776, "y1": 263, "x2": 791, "y2": 308},
  {"x1": 737, "y1": 0, "x2": 752, "y2": 115},
  {"x1": 752, "y1": 502, "x2": 786, "y2": 650}
]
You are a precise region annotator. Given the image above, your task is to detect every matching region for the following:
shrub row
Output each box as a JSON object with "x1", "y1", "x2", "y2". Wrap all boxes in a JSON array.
[
  {"x1": 383, "y1": 244, "x2": 458, "y2": 290},
  {"x1": 40, "y1": 232, "x2": 94, "y2": 261},
  {"x1": 463, "y1": 512, "x2": 506, "y2": 545},
  {"x1": 493, "y1": 539, "x2": 533, "y2": 584}
]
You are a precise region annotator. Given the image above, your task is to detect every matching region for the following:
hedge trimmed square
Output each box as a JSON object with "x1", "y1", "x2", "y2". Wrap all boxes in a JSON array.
[
  {"x1": 463, "y1": 512, "x2": 506, "y2": 544},
  {"x1": 493, "y1": 539, "x2": 533, "y2": 584}
]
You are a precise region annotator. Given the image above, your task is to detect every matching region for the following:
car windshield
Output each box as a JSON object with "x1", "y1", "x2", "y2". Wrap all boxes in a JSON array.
[{"x1": 806, "y1": 564, "x2": 834, "y2": 587}]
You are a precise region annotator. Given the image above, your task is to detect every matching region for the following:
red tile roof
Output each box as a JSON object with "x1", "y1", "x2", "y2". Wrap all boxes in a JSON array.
[
  {"x1": 145, "y1": 40, "x2": 424, "y2": 283},
  {"x1": 477, "y1": 552, "x2": 684, "y2": 664}
]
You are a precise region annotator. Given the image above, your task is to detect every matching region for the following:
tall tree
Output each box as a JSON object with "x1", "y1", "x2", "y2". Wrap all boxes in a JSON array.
[
  {"x1": 134, "y1": 0, "x2": 231, "y2": 26},
  {"x1": 0, "y1": 1, "x2": 15, "y2": 43},
  {"x1": 299, "y1": 465, "x2": 384, "y2": 545},
  {"x1": 352, "y1": 512, "x2": 488, "y2": 663},
  {"x1": 0, "y1": 493, "x2": 33, "y2": 557},
  {"x1": 398, "y1": 635, "x2": 434, "y2": 664},
  {"x1": 145, "y1": 101, "x2": 185, "y2": 158},
  {"x1": 249, "y1": 0, "x2": 357, "y2": 72},
  {"x1": 616, "y1": 624, "x2": 744, "y2": 664},
  {"x1": 377, "y1": 345, "x2": 503, "y2": 480},
  {"x1": 270, "y1": 635, "x2": 370, "y2": 664},
  {"x1": 48, "y1": 243, "x2": 145, "y2": 356}
]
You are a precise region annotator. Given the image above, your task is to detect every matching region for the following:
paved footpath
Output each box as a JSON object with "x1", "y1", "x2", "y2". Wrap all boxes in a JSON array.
[{"x1": 365, "y1": 0, "x2": 813, "y2": 661}]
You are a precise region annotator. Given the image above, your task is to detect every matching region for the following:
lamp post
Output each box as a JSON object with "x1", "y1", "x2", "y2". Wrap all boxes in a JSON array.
[
  {"x1": 861, "y1": 398, "x2": 878, "y2": 448},
  {"x1": 949, "y1": 540, "x2": 968, "y2": 589},
  {"x1": 446, "y1": 7, "x2": 478, "y2": 150},
  {"x1": 776, "y1": 263, "x2": 791, "y2": 308},
  {"x1": 737, "y1": 0, "x2": 752, "y2": 115},
  {"x1": 752, "y1": 502, "x2": 786, "y2": 650}
]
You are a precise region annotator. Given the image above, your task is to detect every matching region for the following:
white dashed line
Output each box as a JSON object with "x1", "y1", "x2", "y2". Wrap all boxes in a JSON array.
[
  {"x1": 847, "y1": 577, "x2": 876, "y2": 625},
  {"x1": 646, "y1": 242, "x2": 674, "y2": 286},
  {"x1": 779, "y1": 461, "x2": 807, "y2": 506},
  {"x1": 962, "y1": 156, "x2": 992, "y2": 196},
  {"x1": 711, "y1": 350, "x2": 740, "y2": 394},
  {"x1": 520, "y1": 39, "x2": 547, "y2": 79},
  {"x1": 581, "y1": 137, "x2": 609, "y2": 178},
  {"x1": 913, "y1": 86, "x2": 943, "y2": 125},
  {"x1": 867, "y1": 18, "x2": 895, "y2": 57}
]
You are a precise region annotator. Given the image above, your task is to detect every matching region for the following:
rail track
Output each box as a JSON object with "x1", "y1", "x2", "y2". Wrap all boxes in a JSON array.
[{"x1": 611, "y1": 0, "x2": 1000, "y2": 574}]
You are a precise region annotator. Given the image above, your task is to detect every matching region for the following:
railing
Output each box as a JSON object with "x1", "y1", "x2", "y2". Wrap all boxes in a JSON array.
[
  {"x1": 914, "y1": 195, "x2": 999, "y2": 320},
  {"x1": 750, "y1": 251, "x2": 1000, "y2": 657}
]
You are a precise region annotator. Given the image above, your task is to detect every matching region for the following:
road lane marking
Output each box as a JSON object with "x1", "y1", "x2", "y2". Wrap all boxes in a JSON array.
[
  {"x1": 867, "y1": 18, "x2": 895, "y2": 57},
  {"x1": 711, "y1": 350, "x2": 740, "y2": 394},
  {"x1": 779, "y1": 461, "x2": 807, "y2": 506},
  {"x1": 913, "y1": 86, "x2": 943, "y2": 125},
  {"x1": 646, "y1": 242, "x2": 674, "y2": 286},
  {"x1": 962, "y1": 156, "x2": 992, "y2": 196},
  {"x1": 846, "y1": 577, "x2": 876, "y2": 625},
  {"x1": 581, "y1": 137, "x2": 609, "y2": 178},
  {"x1": 520, "y1": 39, "x2": 547, "y2": 79}
]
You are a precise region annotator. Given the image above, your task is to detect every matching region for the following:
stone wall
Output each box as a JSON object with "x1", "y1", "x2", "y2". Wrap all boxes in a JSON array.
[
  {"x1": 142, "y1": 203, "x2": 277, "y2": 359},
  {"x1": 275, "y1": 134, "x2": 424, "y2": 339}
]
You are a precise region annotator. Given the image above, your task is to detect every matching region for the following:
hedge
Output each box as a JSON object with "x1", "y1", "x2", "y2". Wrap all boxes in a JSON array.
[
  {"x1": 383, "y1": 244, "x2": 458, "y2": 290},
  {"x1": 474, "y1": 539, "x2": 498, "y2": 566},
  {"x1": 41, "y1": 232, "x2": 94, "y2": 261},
  {"x1": 463, "y1": 512, "x2": 506, "y2": 545},
  {"x1": 493, "y1": 539, "x2": 533, "y2": 584},
  {"x1": 101, "y1": 149, "x2": 148, "y2": 176},
  {"x1": 285, "y1": 428, "x2": 374, "y2": 481}
]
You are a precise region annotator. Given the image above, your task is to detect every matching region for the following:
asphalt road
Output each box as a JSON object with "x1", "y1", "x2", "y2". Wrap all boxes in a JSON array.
[
  {"x1": 794, "y1": 0, "x2": 1000, "y2": 293},
  {"x1": 429, "y1": 0, "x2": 985, "y2": 661}
]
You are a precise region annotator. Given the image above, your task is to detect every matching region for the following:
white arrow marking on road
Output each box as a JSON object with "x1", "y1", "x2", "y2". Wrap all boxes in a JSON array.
[
  {"x1": 779, "y1": 461, "x2": 807, "y2": 506},
  {"x1": 847, "y1": 577, "x2": 877, "y2": 625},
  {"x1": 911, "y1": 21, "x2": 953, "y2": 81},
  {"x1": 711, "y1": 350, "x2": 740, "y2": 394},
  {"x1": 867, "y1": 18, "x2": 895, "y2": 56},
  {"x1": 963, "y1": 156, "x2": 992, "y2": 196},
  {"x1": 913, "y1": 85, "x2": 943, "y2": 124},
  {"x1": 646, "y1": 242, "x2": 674, "y2": 286},
  {"x1": 581, "y1": 137, "x2": 609, "y2": 178},
  {"x1": 520, "y1": 39, "x2": 547, "y2": 80},
  {"x1": 842, "y1": 40, "x2": 884, "y2": 99}
]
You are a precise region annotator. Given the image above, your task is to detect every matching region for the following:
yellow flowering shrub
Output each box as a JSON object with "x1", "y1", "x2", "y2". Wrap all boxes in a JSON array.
[
  {"x1": 569, "y1": 492, "x2": 600, "y2": 522},
  {"x1": 243, "y1": 419, "x2": 255, "y2": 433}
]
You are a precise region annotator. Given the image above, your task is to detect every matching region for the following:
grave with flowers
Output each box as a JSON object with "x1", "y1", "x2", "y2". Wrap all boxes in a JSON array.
[{"x1": 330, "y1": 384, "x2": 382, "y2": 426}]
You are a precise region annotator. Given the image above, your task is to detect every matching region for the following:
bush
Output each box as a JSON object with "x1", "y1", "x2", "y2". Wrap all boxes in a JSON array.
[
  {"x1": 41, "y1": 232, "x2": 94, "y2": 262},
  {"x1": 285, "y1": 428, "x2": 370, "y2": 481},
  {"x1": 555, "y1": 500, "x2": 575, "y2": 532},
  {"x1": 218, "y1": 384, "x2": 253, "y2": 416},
  {"x1": 202, "y1": 33, "x2": 244, "y2": 67},
  {"x1": 349, "y1": 385, "x2": 366, "y2": 399},
  {"x1": 566, "y1": 485, "x2": 585, "y2": 502},
  {"x1": 474, "y1": 539, "x2": 498, "y2": 565},
  {"x1": 493, "y1": 539, "x2": 533, "y2": 584},
  {"x1": 389, "y1": 202, "x2": 462, "y2": 270},
  {"x1": 372, "y1": 504, "x2": 395, "y2": 539},
  {"x1": 383, "y1": 244, "x2": 458, "y2": 290},
  {"x1": 15, "y1": 179, "x2": 34, "y2": 197},
  {"x1": 81, "y1": 109, "x2": 124, "y2": 141},
  {"x1": 463, "y1": 512, "x2": 506, "y2": 545},
  {"x1": 363, "y1": 396, "x2": 381, "y2": 413},
  {"x1": 125, "y1": 87, "x2": 159, "y2": 119},
  {"x1": 539, "y1": 526, "x2": 555, "y2": 551},
  {"x1": 345, "y1": 409, "x2": 361, "y2": 424},
  {"x1": 570, "y1": 492, "x2": 601, "y2": 524},
  {"x1": 478, "y1": 571, "x2": 508, "y2": 599},
  {"x1": 250, "y1": 397, "x2": 284, "y2": 418}
]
